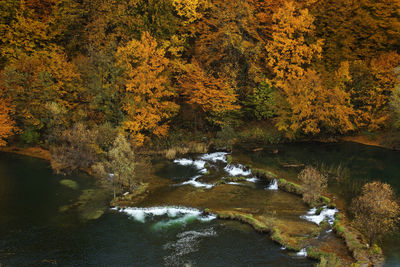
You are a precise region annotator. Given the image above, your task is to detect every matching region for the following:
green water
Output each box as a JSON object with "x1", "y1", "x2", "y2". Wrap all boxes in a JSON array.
[{"x1": 0, "y1": 152, "x2": 314, "y2": 266}]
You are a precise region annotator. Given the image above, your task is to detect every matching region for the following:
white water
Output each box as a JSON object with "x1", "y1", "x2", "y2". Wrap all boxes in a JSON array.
[
  {"x1": 180, "y1": 176, "x2": 214, "y2": 189},
  {"x1": 112, "y1": 206, "x2": 216, "y2": 224},
  {"x1": 163, "y1": 227, "x2": 217, "y2": 266},
  {"x1": 300, "y1": 206, "x2": 338, "y2": 225},
  {"x1": 200, "y1": 152, "x2": 228, "y2": 163},
  {"x1": 227, "y1": 182, "x2": 241, "y2": 185},
  {"x1": 296, "y1": 248, "x2": 308, "y2": 257},
  {"x1": 266, "y1": 179, "x2": 279, "y2": 190},
  {"x1": 173, "y1": 158, "x2": 208, "y2": 174},
  {"x1": 246, "y1": 177, "x2": 259, "y2": 183},
  {"x1": 224, "y1": 164, "x2": 251, "y2": 176},
  {"x1": 174, "y1": 152, "x2": 258, "y2": 190}
]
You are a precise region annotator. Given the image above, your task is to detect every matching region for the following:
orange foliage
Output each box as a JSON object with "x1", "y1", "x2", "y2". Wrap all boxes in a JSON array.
[
  {"x1": 265, "y1": 1, "x2": 323, "y2": 85},
  {"x1": 177, "y1": 59, "x2": 239, "y2": 124},
  {"x1": 116, "y1": 32, "x2": 179, "y2": 146},
  {"x1": 0, "y1": 98, "x2": 16, "y2": 146},
  {"x1": 350, "y1": 52, "x2": 400, "y2": 130},
  {"x1": 275, "y1": 69, "x2": 354, "y2": 138},
  {"x1": 0, "y1": 50, "x2": 84, "y2": 129}
]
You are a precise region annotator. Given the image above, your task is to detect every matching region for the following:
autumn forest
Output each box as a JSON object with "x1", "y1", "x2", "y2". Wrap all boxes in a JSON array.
[{"x1": 1, "y1": 0, "x2": 400, "y2": 148}]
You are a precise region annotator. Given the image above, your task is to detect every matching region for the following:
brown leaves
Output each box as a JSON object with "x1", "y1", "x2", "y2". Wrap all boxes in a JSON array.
[{"x1": 351, "y1": 181, "x2": 400, "y2": 245}]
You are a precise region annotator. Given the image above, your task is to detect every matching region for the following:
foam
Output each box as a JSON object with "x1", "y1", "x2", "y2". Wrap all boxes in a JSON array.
[
  {"x1": 174, "y1": 158, "x2": 207, "y2": 174},
  {"x1": 246, "y1": 177, "x2": 259, "y2": 183},
  {"x1": 301, "y1": 206, "x2": 338, "y2": 225},
  {"x1": 200, "y1": 152, "x2": 228, "y2": 163},
  {"x1": 180, "y1": 175, "x2": 214, "y2": 189},
  {"x1": 224, "y1": 164, "x2": 251, "y2": 176},
  {"x1": 266, "y1": 179, "x2": 278, "y2": 190},
  {"x1": 112, "y1": 206, "x2": 216, "y2": 223},
  {"x1": 227, "y1": 182, "x2": 241, "y2": 185},
  {"x1": 296, "y1": 248, "x2": 307, "y2": 257}
]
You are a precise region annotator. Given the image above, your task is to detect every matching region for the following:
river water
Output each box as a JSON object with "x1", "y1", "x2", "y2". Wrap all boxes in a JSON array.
[
  {"x1": 0, "y1": 141, "x2": 399, "y2": 266},
  {"x1": 0, "y1": 152, "x2": 313, "y2": 266}
]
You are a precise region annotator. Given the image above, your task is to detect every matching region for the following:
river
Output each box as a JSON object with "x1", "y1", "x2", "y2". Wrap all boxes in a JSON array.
[{"x1": 0, "y1": 141, "x2": 399, "y2": 266}]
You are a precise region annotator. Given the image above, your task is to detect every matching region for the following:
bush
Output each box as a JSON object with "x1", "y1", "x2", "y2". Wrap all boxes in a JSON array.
[
  {"x1": 238, "y1": 126, "x2": 282, "y2": 144},
  {"x1": 351, "y1": 181, "x2": 400, "y2": 245},
  {"x1": 298, "y1": 166, "x2": 328, "y2": 206},
  {"x1": 213, "y1": 126, "x2": 236, "y2": 150},
  {"x1": 19, "y1": 127, "x2": 40, "y2": 145}
]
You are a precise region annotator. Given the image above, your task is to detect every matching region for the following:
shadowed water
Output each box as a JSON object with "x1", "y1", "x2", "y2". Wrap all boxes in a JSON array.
[{"x1": 0, "y1": 152, "x2": 314, "y2": 266}]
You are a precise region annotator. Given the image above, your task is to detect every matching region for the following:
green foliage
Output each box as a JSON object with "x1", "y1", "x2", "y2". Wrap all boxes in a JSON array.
[
  {"x1": 213, "y1": 126, "x2": 237, "y2": 150},
  {"x1": 245, "y1": 82, "x2": 276, "y2": 120},
  {"x1": 92, "y1": 134, "x2": 137, "y2": 197},
  {"x1": 19, "y1": 127, "x2": 40, "y2": 145},
  {"x1": 238, "y1": 126, "x2": 282, "y2": 144}
]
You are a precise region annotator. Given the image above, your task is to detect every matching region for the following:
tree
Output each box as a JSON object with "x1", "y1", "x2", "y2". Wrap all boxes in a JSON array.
[
  {"x1": 311, "y1": 0, "x2": 400, "y2": 69},
  {"x1": 0, "y1": 50, "x2": 86, "y2": 140},
  {"x1": 116, "y1": 31, "x2": 179, "y2": 146},
  {"x1": 298, "y1": 166, "x2": 328, "y2": 206},
  {"x1": 274, "y1": 68, "x2": 354, "y2": 138},
  {"x1": 92, "y1": 134, "x2": 136, "y2": 198},
  {"x1": 265, "y1": 1, "x2": 323, "y2": 85},
  {"x1": 193, "y1": 0, "x2": 266, "y2": 99},
  {"x1": 390, "y1": 85, "x2": 400, "y2": 129},
  {"x1": 351, "y1": 181, "x2": 400, "y2": 246},
  {"x1": 0, "y1": 97, "x2": 16, "y2": 146},
  {"x1": 50, "y1": 123, "x2": 98, "y2": 175},
  {"x1": 177, "y1": 59, "x2": 239, "y2": 127}
]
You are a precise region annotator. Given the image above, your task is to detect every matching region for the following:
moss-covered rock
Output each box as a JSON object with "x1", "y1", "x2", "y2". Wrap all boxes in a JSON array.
[
  {"x1": 215, "y1": 176, "x2": 248, "y2": 185},
  {"x1": 60, "y1": 179, "x2": 79, "y2": 190}
]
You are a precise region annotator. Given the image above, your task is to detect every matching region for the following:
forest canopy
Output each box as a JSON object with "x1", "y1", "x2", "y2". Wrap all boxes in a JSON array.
[{"x1": 0, "y1": 0, "x2": 399, "y2": 147}]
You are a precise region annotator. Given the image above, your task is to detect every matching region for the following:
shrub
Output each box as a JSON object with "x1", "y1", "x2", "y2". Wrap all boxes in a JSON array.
[
  {"x1": 213, "y1": 126, "x2": 236, "y2": 150},
  {"x1": 298, "y1": 166, "x2": 328, "y2": 206},
  {"x1": 165, "y1": 148, "x2": 177, "y2": 159},
  {"x1": 19, "y1": 127, "x2": 40, "y2": 145},
  {"x1": 351, "y1": 181, "x2": 400, "y2": 245}
]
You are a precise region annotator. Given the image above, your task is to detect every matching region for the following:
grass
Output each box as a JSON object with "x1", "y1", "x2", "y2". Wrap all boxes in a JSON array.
[
  {"x1": 215, "y1": 176, "x2": 248, "y2": 185},
  {"x1": 307, "y1": 247, "x2": 343, "y2": 267},
  {"x1": 331, "y1": 213, "x2": 382, "y2": 265}
]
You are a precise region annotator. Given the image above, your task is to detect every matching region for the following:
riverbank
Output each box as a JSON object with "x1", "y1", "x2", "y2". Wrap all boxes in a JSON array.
[{"x1": 0, "y1": 146, "x2": 51, "y2": 160}]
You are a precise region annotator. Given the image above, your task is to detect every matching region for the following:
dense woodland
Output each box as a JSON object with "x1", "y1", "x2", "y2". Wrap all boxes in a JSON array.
[{"x1": 1, "y1": 0, "x2": 400, "y2": 154}]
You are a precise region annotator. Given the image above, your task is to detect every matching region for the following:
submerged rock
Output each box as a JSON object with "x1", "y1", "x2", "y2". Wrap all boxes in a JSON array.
[{"x1": 60, "y1": 179, "x2": 79, "y2": 190}]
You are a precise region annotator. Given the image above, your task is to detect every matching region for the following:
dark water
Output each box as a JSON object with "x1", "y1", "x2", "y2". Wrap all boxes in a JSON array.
[
  {"x1": 2, "y1": 141, "x2": 400, "y2": 266},
  {"x1": 235, "y1": 141, "x2": 400, "y2": 266},
  {"x1": 0, "y1": 152, "x2": 313, "y2": 266}
]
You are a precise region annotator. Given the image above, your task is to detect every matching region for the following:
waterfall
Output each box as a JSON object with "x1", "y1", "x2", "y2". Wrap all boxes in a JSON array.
[{"x1": 266, "y1": 179, "x2": 278, "y2": 190}]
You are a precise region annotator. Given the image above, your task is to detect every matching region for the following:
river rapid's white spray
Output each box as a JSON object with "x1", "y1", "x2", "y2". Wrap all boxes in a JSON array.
[
  {"x1": 300, "y1": 206, "x2": 338, "y2": 225},
  {"x1": 224, "y1": 164, "x2": 251, "y2": 176},
  {"x1": 112, "y1": 206, "x2": 216, "y2": 224},
  {"x1": 266, "y1": 179, "x2": 278, "y2": 190}
]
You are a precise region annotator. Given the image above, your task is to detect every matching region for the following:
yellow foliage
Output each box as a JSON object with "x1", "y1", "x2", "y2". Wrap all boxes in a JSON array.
[
  {"x1": 116, "y1": 32, "x2": 179, "y2": 146},
  {"x1": 265, "y1": 1, "x2": 323, "y2": 84},
  {"x1": 177, "y1": 59, "x2": 239, "y2": 124},
  {"x1": 172, "y1": 0, "x2": 208, "y2": 24},
  {"x1": 275, "y1": 70, "x2": 354, "y2": 138}
]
